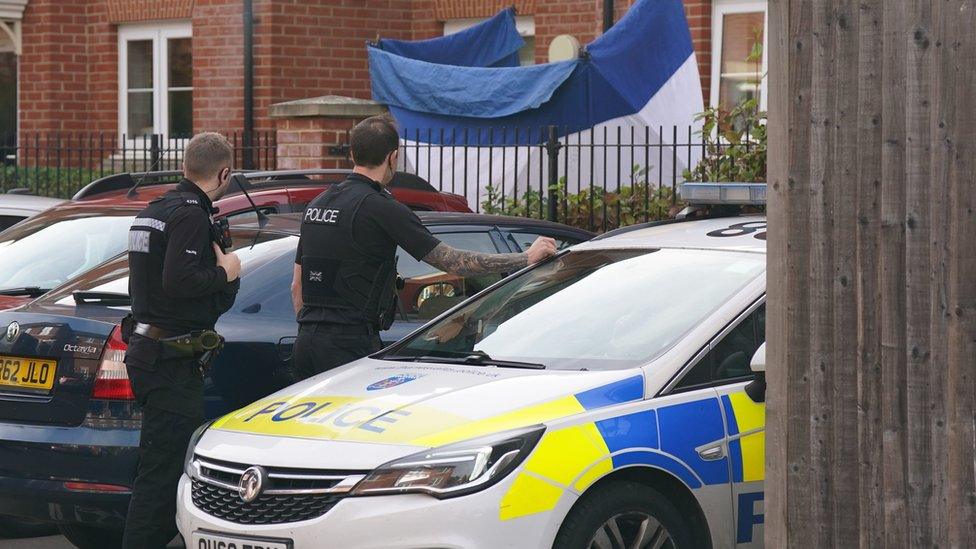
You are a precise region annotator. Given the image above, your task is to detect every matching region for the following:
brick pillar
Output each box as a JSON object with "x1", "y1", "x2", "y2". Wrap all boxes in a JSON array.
[{"x1": 270, "y1": 95, "x2": 387, "y2": 171}]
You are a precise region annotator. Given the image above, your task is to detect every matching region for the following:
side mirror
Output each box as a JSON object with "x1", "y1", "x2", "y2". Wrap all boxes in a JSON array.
[
  {"x1": 750, "y1": 342, "x2": 766, "y2": 373},
  {"x1": 745, "y1": 343, "x2": 766, "y2": 403}
]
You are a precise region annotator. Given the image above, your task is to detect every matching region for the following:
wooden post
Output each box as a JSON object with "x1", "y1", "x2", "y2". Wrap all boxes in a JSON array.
[{"x1": 767, "y1": 0, "x2": 976, "y2": 545}]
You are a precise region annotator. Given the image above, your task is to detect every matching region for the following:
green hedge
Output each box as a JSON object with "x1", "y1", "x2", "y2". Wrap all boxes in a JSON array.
[
  {"x1": 481, "y1": 166, "x2": 681, "y2": 233},
  {"x1": 0, "y1": 166, "x2": 113, "y2": 198}
]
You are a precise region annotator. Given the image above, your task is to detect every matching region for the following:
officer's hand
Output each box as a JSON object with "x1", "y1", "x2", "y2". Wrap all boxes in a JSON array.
[
  {"x1": 526, "y1": 237, "x2": 557, "y2": 265},
  {"x1": 213, "y1": 243, "x2": 242, "y2": 282},
  {"x1": 425, "y1": 313, "x2": 467, "y2": 343}
]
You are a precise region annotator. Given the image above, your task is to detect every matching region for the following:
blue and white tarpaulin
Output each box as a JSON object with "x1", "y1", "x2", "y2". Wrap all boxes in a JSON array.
[
  {"x1": 375, "y1": 7, "x2": 524, "y2": 68},
  {"x1": 368, "y1": 0, "x2": 703, "y2": 210}
]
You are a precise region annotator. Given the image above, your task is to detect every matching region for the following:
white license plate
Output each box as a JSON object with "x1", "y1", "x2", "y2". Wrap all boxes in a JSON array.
[{"x1": 192, "y1": 530, "x2": 292, "y2": 549}]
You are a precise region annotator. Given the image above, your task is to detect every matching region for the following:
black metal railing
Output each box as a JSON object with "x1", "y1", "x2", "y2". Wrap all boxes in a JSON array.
[
  {"x1": 0, "y1": 131, "x2": 277, "y2": 199},
  {"x1": 389, "y1": 124, "x2": 757, "y2": 233}
]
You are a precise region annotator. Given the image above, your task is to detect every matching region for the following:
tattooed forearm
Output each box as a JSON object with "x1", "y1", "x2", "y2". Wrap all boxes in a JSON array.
[{"x1": 423, "y1": 243, "x2": 528, "y2": 276}]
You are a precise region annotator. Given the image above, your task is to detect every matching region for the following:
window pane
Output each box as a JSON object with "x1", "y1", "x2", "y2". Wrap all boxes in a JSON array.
[
  {"x1": 718, "y1": 11, "x2": 764, "y2": 112},
  {"x1": 0, "y1": 52, "x2": 16, "y2": 138},
  {"x1": 168, "y1": 38, "x2": 192, "y2": 88},
  {"x1": 224, "y1": 234, "x2": 303, "y2": 319},
  {"x1": 0, "y1": 213, "x2": 135, "y2": 292},
  {"x1": 0, "y1": 215, "x2": 22, "y2": 232},
  {"x1": 518, "y1": 37, "x2": 535, "y2": 66},
  {"x1": 168, "y1": 89, "x2": 193, "y2": 138},
  {"x1": 398, "y1": 232, "x2": 501, "y2": 321},
  {"x1": 676, "y1": 304, "x2": 764, "y2": 390},
  {"x1": 227, "y1": 207, "x2": 277, "y2": 226},
  {"x1": 127, "y1": 91, "x2": 153, "y2": 136},
  {"x1": 127, "y1": 40, "x2": 153, "y2": 89}
]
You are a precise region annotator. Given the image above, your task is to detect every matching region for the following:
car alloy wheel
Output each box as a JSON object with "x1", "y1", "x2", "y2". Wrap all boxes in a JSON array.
[{"x1": 587, "y1": 511, "x2": 674, "y2": 549}]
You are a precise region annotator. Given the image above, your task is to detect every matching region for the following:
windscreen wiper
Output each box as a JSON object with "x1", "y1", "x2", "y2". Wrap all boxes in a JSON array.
[
  {"x1": 0, "y1": 286, "x2": 52, "y2": 297},
  {"x1": 385, "y1": 350, "x2": 546, "y2": 370}
]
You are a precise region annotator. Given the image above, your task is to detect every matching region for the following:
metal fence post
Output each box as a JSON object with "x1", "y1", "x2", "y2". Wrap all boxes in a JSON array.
[
  {"x1": 150, "y1": 134, "x2": 161, "y2": 172},
  {"x1": 545, "y1": 125, "x2": 561, "y2": 222}
]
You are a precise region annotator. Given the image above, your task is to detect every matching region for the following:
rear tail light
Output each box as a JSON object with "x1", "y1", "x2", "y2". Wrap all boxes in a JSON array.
[{"x1": 92, "y1": 325, "x2": 135, "y2": 400}]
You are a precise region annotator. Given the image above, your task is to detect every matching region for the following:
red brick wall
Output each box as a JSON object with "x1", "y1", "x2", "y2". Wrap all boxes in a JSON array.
[
  {"x1": 265, "y1": 1, "x2": 415, "y2": 105},
  {"x1": 189, "y1": 0, "x2": 423, "y2": 132},
  {"x1": 87, "y1": 0, "x2": 118, "y2": 133},
  {"x1": 684, "y1": 0, "x2": 712, "y2": 103},
  {"x1": 106, "y1": 0, "x2": 194, "y2": 24},
  {"x1": 431, "y1": 0, "x2": 537, "y2": 19},
  {"x1": 191, "y1": 0, "x2": 246, "y2": 133},
  {"x1": 535, "y1": 1, "x2": 600, "y2": 63},
  {"x1": 19, "y1": 0, "x2": 93, "y2": 132},
  {"x1": 411, "y1": 0, "x2": 442, "y2": 39}
]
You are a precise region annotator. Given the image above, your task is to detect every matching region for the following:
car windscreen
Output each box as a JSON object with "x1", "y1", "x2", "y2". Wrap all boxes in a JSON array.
[
  {"x1": 0, "y1": 208, "x2": 136, "y2": 293},
  {"x1": 383, "y1": 248, "x2": 765, "y2": 371},
  {"x1": 39, "y1": 230, "x2": 299, "y2": 307}
]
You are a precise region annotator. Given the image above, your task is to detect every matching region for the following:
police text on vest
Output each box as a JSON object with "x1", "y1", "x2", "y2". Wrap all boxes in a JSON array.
[{"x1": 305, "y1": 208, "x2": 340, "y2": 224}]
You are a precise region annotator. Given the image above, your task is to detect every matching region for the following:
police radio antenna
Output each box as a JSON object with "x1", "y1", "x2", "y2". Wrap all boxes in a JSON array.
[
  {"x1": 126, "y1": 135, "x2": 169, "y2": 199},
  {"x1": 231, "y1": 173, "x2": 269, "y2": 227}
]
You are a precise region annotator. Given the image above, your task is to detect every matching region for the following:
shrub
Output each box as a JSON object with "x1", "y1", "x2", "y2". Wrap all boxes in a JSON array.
[
  {"x1": 683, "y1": 100, "x2": 766, "y2": 183},
  {"x1": 0, "y1": 166, "x2": 111, "y2": 198},
  {"x1": 481, "y1": 165, "x2": 681, "y2": 233}
]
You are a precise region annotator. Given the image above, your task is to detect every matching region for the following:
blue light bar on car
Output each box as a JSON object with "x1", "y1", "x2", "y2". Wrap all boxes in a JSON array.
[{"x1": 679, "y1": 183, "x2": 767, "y2": 206}]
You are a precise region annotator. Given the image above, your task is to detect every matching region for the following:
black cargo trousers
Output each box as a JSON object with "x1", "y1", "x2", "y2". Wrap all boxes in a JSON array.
[
  {"x1": 292, "y1": 322, "x2": 382, "y2": 381},
  {"x1": 122, "y1": 334, "x2": 205, "y2": 549}
]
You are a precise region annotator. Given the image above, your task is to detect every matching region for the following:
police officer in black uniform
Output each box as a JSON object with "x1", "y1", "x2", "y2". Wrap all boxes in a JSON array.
[
  {"x1": 290, "y1": 115, "x2": 557, "y2": 379},
  {"x1": 122, "y1": 132, "x2": 242, "y2": 548}
]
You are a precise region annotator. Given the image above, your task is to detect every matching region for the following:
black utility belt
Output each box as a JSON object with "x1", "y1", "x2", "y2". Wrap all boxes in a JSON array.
[
  {"x1": 302, "y1": 321, "x2": 377, "y2": 335},
  {"x1": 133, "y1": 322, "x2": 223, "y2": 355}
]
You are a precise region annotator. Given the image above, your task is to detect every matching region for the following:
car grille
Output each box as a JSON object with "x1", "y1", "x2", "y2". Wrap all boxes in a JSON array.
[{"x1": 189, "y1": 456, "x2": 366, "y2": 525}]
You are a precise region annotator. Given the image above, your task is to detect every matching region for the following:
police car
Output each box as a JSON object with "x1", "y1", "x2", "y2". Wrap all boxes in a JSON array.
[{"x1": 177, "y1": 183, "x2": 769, "y2": 549}]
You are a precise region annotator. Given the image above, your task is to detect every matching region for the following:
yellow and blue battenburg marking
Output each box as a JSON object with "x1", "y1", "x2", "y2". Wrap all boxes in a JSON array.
[
  {"x1": 501, "y1": 389, "x2": 766, "y2": 521},
  {"x1": 503, "y1": 379, "x2": 735, "y2": 519},
  {"x1": 721, "y1": 392, "x2": 765, "y2": 483},
  {"x1": 499, "y1": 375, "x2": 645, "y2": 520}
]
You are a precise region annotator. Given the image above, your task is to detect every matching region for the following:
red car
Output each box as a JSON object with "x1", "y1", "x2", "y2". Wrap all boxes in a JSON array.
[{"x1": 0, "y1": 169, "x2": 469, "y2": 311}]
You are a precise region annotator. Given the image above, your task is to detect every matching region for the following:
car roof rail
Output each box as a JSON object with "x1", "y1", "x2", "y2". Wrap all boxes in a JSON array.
[
  {"x1": 72, "y1": 170, "x2": 184, "y2": 200},
  {"x1": 232, "y1": 169, "x2": 351, "y2": 193},
  {"x1": 72, "y1": 168, "x2": 444, "y2": 202},
  {"x1": 236, "y1": 169, "x2": 439, "y2": 193}
]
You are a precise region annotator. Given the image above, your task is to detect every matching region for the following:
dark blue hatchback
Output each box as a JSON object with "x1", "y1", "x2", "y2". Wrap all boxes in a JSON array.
[{"x1": 0, "y1": 212, "x2": 592, "y2": 548}]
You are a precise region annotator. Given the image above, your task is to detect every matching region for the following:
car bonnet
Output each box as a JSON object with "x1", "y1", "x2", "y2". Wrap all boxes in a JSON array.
[{"x1": 209, "y1": 357, "x2": 645, "y2": 450}]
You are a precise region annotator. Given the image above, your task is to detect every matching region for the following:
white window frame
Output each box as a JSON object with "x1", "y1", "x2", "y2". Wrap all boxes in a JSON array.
[
  {"x1": 443, "y1": 15, "x2": 536, "y2": 65},
  {"x1": 710, "y1": 1, "x2": 768, "y2": 110},
  {"x1": 118, "y1": 21, "x2": 192, "y2": 146}
]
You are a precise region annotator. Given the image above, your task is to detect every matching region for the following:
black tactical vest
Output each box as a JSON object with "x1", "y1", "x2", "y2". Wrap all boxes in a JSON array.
[
  {"x1": 129, "y1": 180, "x2": 231, "y2": 332},
  {"x1": 300, "y1": 178, "x2": 398, "y2": 329}
]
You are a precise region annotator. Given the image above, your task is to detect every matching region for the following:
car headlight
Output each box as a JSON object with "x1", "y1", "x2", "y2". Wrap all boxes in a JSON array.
[
  {"x1": 183, "y1": 420, "x2": 213, "y2": 477},
  {"x1": 350, "y1": 425, "x2": 545, "y2": 499}
]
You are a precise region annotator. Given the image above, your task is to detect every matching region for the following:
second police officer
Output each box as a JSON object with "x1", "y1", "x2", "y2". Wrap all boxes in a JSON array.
[
  {"x1": 122, "y1": 133, "x2": 242, "y2": 548},
  {"x1": 290, "y1": 115, "x2": 558, "y2": 379}
]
